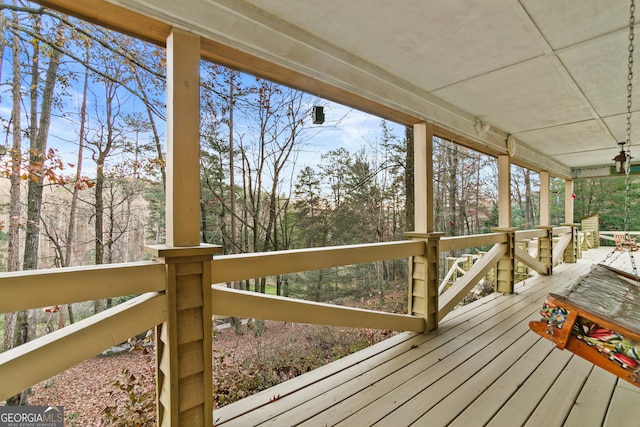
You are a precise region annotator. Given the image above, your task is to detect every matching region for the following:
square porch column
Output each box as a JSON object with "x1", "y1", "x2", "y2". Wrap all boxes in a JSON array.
[
  {"x1": 147, "y1": 27, "x2": 220, "y2": 427},
  {"x1": 491, "y1": 227, "x2": 516, "y2": 293},
  {"x1": 405, "y1": 232, "x2": 443, "y2": 332},
  {"x1": 406, "y1": 122, "x2": 440, "y2": 332},
  {"x1": 539, "y1": 171, "x2": 550, "y2": 227},
  {"x1": 536, "y1": 226, "x2": 554, "y2": 275},
  {"x1": 498, "y1": 155, "x2": 511, "y2": 228},
  {"x1": 565, "y1": 179, "x2": 574, "y2": 225},
  {"x1": 146, "y1": 244, "x2": 222, "y2": 426},
  {"x1": 561, "y1": 223, "x2": 579, "y2": 263}
]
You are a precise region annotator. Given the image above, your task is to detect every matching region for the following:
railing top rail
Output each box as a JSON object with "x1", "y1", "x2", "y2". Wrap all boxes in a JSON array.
[
  {"x1": 439, "y1": 232, "x2": 507, "y2": 253},
  {"x1": 515, "y1": 229, "x2": 547, "y2": 240},
  {"x1": 0, "y1": 261, "x2": 165, "y2": 313},
  {"x1": 211, "y1": 240, "x2": 424, "y2": 284},
  {"x1": 439, "y1": 227, "x2": 561, "y2": 252},
  {"x1": 553, "y1": 225, "x2": 572, "y2": 236}
]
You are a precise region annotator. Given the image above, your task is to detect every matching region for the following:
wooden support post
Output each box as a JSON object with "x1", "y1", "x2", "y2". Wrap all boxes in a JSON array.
[
  {"x1": 407, "y1": 122, "x2": 441, "y2": 332},
  {"x1": 498, "y1": 155, "x2": 511, "y2": 228},
  {"x1": 491, "y1": 228, "x2": 516, "y2": 293},
  {"x1": 536, "y1": 226, "x2": 554, "y2": 275},
  {"x1": 493, "y1": 155, "x2": 515, "y2": 289},
  {"x1": 565, "y1": 179, "x2": 574, "y2": 225},
  {"x1": 146, "y1": 245, "x2": 222, "y2": 427},
  {"x1": 540, "y1": 171, "x2": 550, "y2": 226},
  {"x1": 153, "y1": 28, "x2": 222, "y2": 427},
  {"x1": 166, "y1": 28, "x2": 201, "y2": 248},
  {"x1": 413, "y1": 122, "x2": 434, "y2": 233},
  {"x1": 561, "y1": 223, "x2": 578, "y2": 263},
  {"x1": 405, "y1": 232, "x2": 444, "y2": 332}
]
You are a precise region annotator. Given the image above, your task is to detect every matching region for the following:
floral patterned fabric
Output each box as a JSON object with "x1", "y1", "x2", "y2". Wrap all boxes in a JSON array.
[{"x1": 540, "y1": 300, "x2": 640, "y2": 372}]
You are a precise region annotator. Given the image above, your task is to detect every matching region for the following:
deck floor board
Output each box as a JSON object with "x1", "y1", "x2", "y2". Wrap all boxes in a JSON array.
[
  {"x1": 563, "y1": 366, "x2": 616, "y2": 427},
  {"x1": 484, "y1": 343, "x2": 574, "y2": 427},
  {"x1": 447, "y1": 337, "x2": 556, "y2": 427},
  {"x1": 215, "y1": 247, "x2": 638, "y2": 426},
  {"x1": 416, "y1": 332, "x2": 542, "y2": 426},
  {"x1": 603, "y1": 380, "x2": 640, "y2": 426},
  {"x1": 524, "y1": 356, "x2": 594, "y2": 426},
  {"x1": 376, "y1": 327, "x2": 533, "y2": 426}
]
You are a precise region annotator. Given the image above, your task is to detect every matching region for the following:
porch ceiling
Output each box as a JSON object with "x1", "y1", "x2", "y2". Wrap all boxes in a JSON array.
[{"x1": 42, "y1": 0, "x2": 640, "y2": 179}]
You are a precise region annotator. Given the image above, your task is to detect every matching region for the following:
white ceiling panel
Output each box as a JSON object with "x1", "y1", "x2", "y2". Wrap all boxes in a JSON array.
[
  {"x1": 558, "y1": 29, "x2": 639, "y2": 118},
  {"x1": 433, "y1": 56, "x2": 595, "y2": 133},
  {"x1": 515, "y1": 120, "x2": 612, "y2": 156},
  {"x1": 102, "y1": 0, "x2": 640, "y2": 177},
  {"x1": 241, "y1": 0, "x2": 545, "y2": 91},
  {"x1": 521, "y1": 0, "x2": 628, "y2": 50}
]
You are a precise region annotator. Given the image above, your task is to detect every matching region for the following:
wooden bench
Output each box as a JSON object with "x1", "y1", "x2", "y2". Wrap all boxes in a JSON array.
[{"x1": 614, "y1": 233, "x2": 638, "y2": 251}]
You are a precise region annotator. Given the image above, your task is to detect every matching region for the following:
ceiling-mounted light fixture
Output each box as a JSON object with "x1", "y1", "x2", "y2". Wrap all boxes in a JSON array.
[
  {"x1": 613, "y1": 142, "x2": 631, "y2": 174},
  {"x1": 474, "y1": 120, "x2": 490, "y2": 135},
  {"x1": 312, "y1": 105, "x2": 324, "y2": 124}
]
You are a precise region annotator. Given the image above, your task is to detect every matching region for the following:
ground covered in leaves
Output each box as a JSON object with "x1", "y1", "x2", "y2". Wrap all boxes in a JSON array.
[
  {"x1": 18, "y1": 289, "x2": 407, "y2": 426},
  {"x1": 28, "y1": 352, "x2": 154, "y2": 426}
]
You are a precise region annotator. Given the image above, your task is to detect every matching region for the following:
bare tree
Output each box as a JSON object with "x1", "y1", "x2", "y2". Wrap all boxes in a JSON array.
[
  {"x1": 23, "y1": 17, "x2": 64, "y2": 271},
  {"x1": 64, "y1": 38, "x2": 90, "y2": 270},
  {"x1": 3, "y1": 5, "x2": 22, "y2": 355},
  {"x1": 237, "y1": 81, "x2": 308, "y2": 292},
  {"x1": 404, "y1": 126, "x2": 414, "y2": 231}
]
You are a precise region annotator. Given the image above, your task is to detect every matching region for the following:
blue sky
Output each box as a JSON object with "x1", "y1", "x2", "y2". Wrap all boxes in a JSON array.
[
  {"x1": 0, "y1": 97, "x2": 403, "y2": 188},
  {"x1": 296, "y1": 101, "x2": 402, "y2": 168}
]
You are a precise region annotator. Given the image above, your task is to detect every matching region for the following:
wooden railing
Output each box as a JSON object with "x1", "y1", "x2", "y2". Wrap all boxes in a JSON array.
[
  {"x1": 0, "y1": 227, "x2": 578, "y2": 402},
  {"x1": 210, "y1": 240, "x2": 424, "y2": 283},
  {"x1": 209, "y1": 240, "x2": 426, "y2": 332},
  {"x1": 0, "y1": 241, "x2": 425, "y2": 401},
  {"x1": 0, "y1": 262, "x2": 166, "y2": 400},
  {"x1": 438, "y1": 242, "x2": 508, "y2": 320},
  {"x1": 436, "y1": 226, "x2": 574, "y2": 321}
]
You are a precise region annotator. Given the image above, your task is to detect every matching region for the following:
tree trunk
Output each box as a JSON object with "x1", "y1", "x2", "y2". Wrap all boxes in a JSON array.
[
  {"x1": 229, "y1": 70, "x2": 237, "y2": 257},
  {"x1": 23, "y1": 14, "x2": 42, "y2": 272},
  {"x1": 524, "y1": 169, "x2": 534, "y2": 228},
  {"x1": 4, "y1": 8, "x2": 22, "y2": 353},
  {"x1": 23, "y1": 21, "x2": 63, "y2": 271},
  {"x1": 95, "y1": 167, "x2": 104, "y2": 265},
  {"x1": 93, "y1": 154, "x2": 105, "y2": 315},
  {"x1": 0, "y1": 14, "x2": 6, "y2": 83},
  {"x1": 65, "y1": 40, "x2": 89, "y2": 270},
  {"x1": 200, "y1": 187, "x2": 208, "y2": 243},
  {"x1": 130, "y1": 63, "x2": 165, "y2": 187},
  {"x1": 404, "y1": 126, "x2": 414, "y2": 231},
  {"x1": 476, "y1": 162, "x2": 481, "y2": 233},
  {"x1": 61, "y1": 41, "x2": 90, "y2": 326},
  {"x1": 448, "y1": 143, "x2": 458, "y2": 236}
]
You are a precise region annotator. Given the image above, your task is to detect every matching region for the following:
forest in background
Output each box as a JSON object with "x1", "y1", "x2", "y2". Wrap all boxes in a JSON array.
[{"x1": 1, "y1": 1, "x2": 640, "y2": 359}]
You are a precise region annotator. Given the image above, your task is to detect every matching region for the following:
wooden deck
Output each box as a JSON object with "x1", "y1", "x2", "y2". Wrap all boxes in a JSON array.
[{"x1": 214, "y1": 247, "x2": 640, "y2": 426}]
